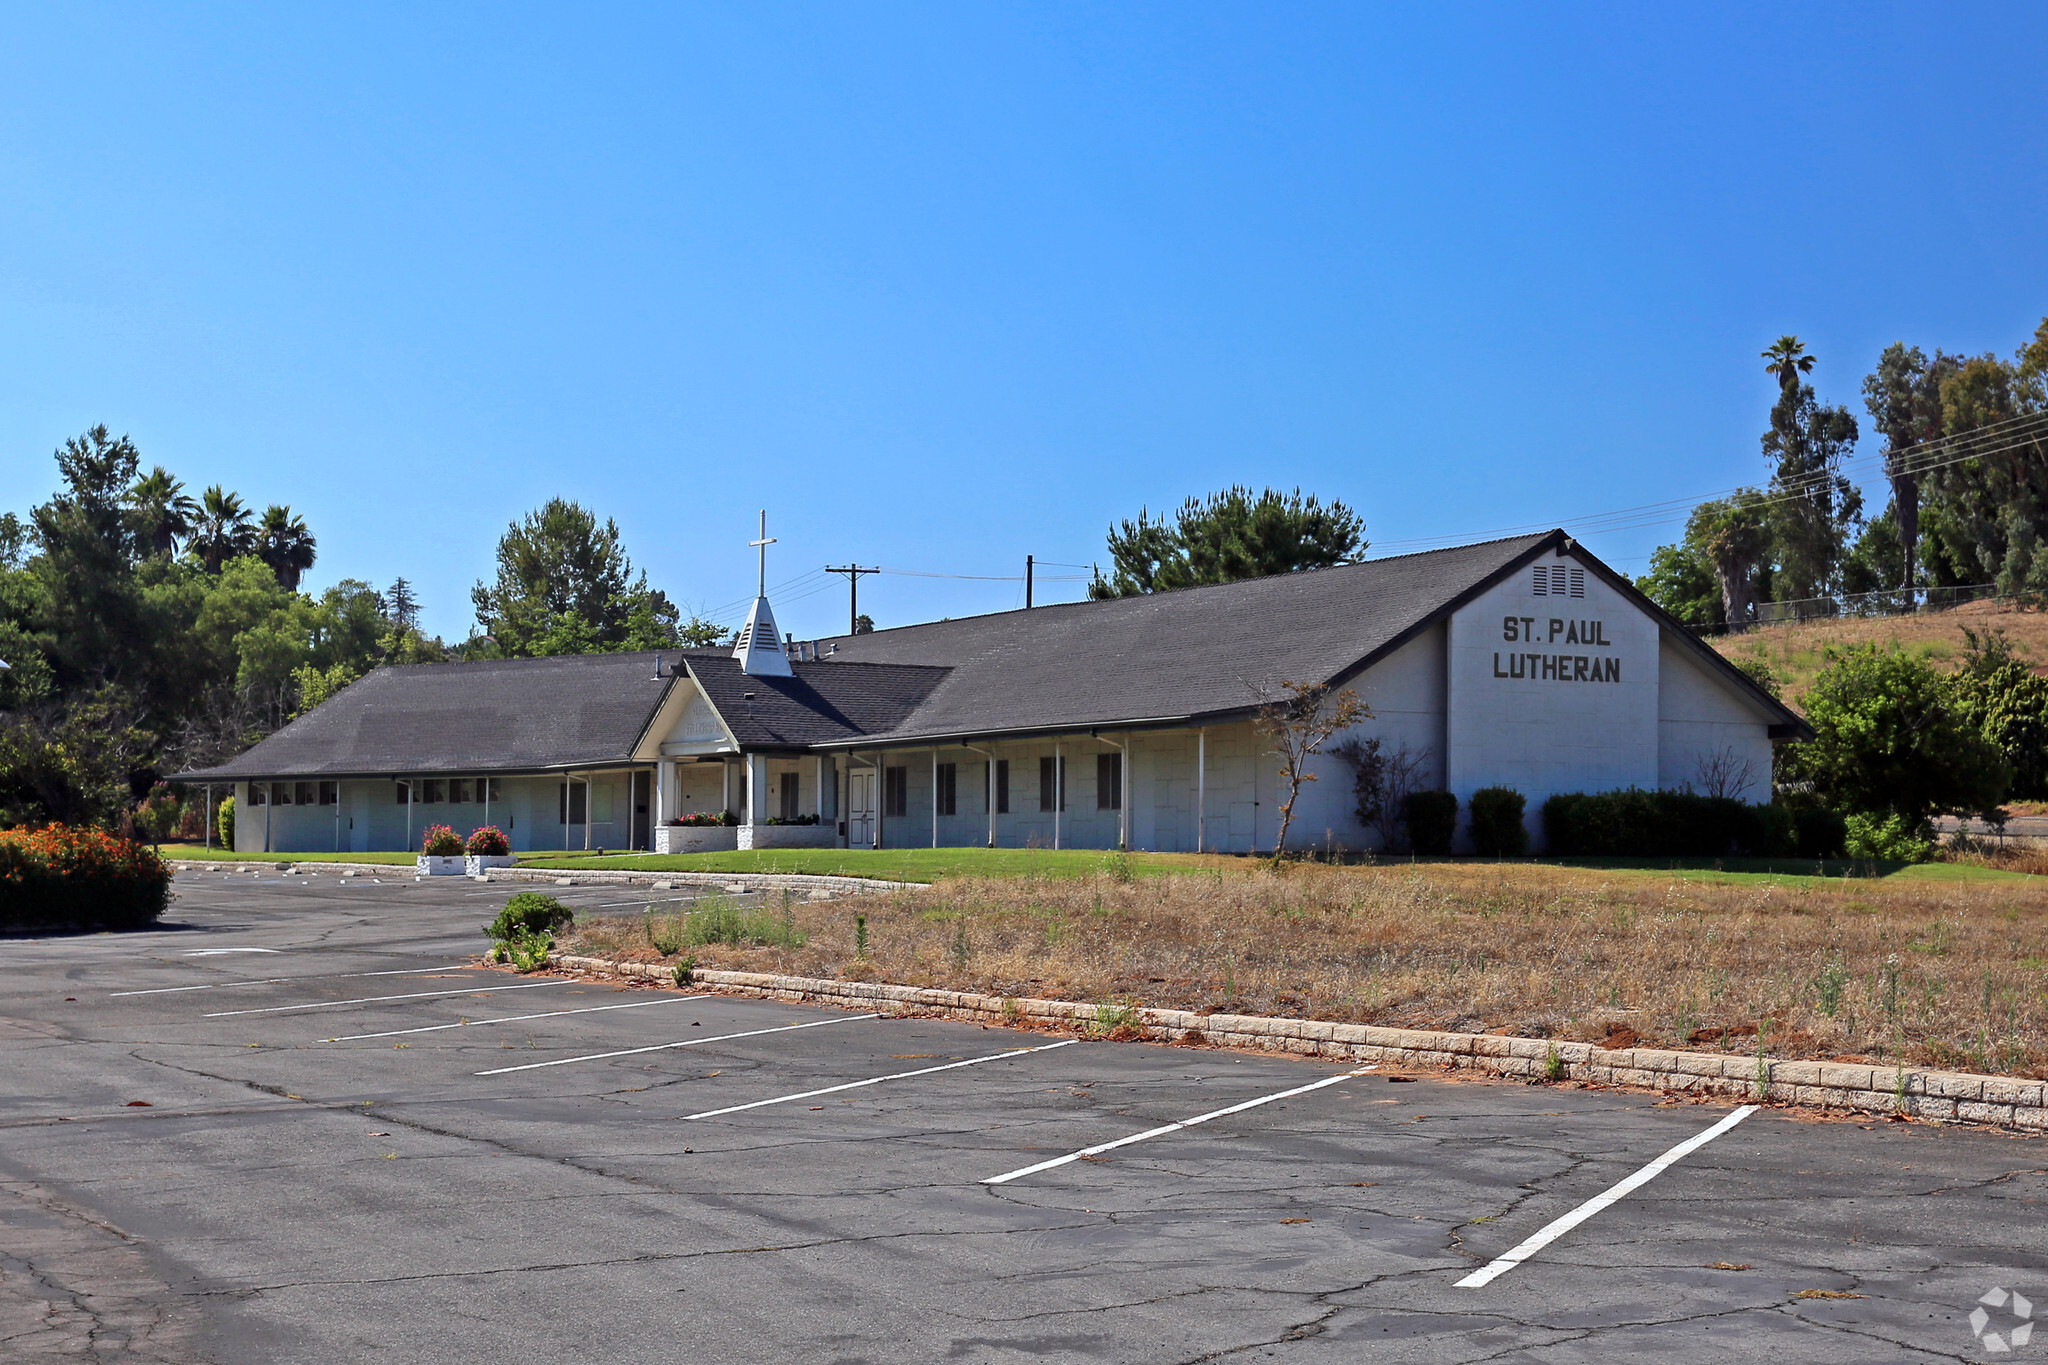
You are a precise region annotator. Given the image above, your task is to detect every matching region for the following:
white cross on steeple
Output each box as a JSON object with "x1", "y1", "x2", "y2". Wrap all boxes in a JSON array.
[
  {"x1": 733, "y1": 509, "x2": 792, "y2": 677},
  {"x1": 750, "y1": 510, "x2": 776, "y2": 597}
]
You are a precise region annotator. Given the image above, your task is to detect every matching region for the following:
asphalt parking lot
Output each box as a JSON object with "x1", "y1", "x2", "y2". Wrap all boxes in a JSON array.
[{"x1": 3, "y1": 871, "x2": 2044, "y2": 1363}]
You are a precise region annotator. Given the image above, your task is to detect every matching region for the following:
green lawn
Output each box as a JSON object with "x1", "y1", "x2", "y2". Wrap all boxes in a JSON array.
[
  {"x1": 520, "y1": 847, "x2": 1243, "y2": 882},
  {"x1": 157, "y1": 842, "x2": 2039, "y2": 888},
  {"x1": 156, "y1": 844, "x2": 425, "y2": 865}
]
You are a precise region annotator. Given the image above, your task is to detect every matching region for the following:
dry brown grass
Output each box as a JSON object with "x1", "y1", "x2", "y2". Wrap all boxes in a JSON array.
[
  {"x1": 564, "y1": 863, "x2": 2048, "y2": 1080},
  {"x1": 1710, "y1": 598, "x2": 2048, "y2": 710}
]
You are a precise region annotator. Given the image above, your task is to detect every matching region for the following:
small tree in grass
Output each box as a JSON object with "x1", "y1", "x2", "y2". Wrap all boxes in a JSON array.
[{"x1": 1253, "y1": 679, "x2": 1366, "y2": 860}]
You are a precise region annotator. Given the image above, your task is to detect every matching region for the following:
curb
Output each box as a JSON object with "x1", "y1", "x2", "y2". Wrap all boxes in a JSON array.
[
  {"x1": 168, "y1": 860, "x2": 911, "y2": 895},
  {"x1": 551, "y1": 954, "x2": 2048, "y2": 1133}
]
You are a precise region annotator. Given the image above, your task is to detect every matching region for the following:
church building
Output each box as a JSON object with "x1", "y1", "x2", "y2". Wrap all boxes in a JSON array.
[{"x1": 182, "y1": 530, "x2": 1804, "y2": 856}]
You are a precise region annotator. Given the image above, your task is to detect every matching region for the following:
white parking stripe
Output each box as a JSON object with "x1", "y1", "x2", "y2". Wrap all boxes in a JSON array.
[
  {"x1": 1454, "y1": 1104, "x2": 1759, "y2": 1289},
  {"x1": 203, "y1": 980, "x2": 571, "y2": 1018},
  {"x1": 113, "y1": 965, "x2": 474, "y2": 997},
  {"x1": 981, "y1": 1067, "x2": 1375, "y2": 1185},
  {"x1": 327, "y1": 994, "x2": 710, "y2": 1041},
  {"x1": 677, "y1": 1040, "x2": 1078, "y2": 1120},
  {"x1": 475, "y1": 1014, "x2": 877, "y2": 1075}
]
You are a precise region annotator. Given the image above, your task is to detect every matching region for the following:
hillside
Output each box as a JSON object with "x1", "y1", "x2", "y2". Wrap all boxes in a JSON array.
[{"x1": 1708, "y1": 598, "x2": 2048, "y2": 711}]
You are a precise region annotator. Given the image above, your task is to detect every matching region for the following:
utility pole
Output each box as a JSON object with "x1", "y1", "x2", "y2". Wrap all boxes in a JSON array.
[
  {"x1": 824, "y1": 564, "x2": 879, "y2": 635},
  {"x1": 1025, "y1": 555, "x2": 1033, "y2": 609}
]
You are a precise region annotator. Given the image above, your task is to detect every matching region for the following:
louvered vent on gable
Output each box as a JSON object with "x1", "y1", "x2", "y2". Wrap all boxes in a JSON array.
[
  {"x1": 1569, "y1": 567, "x2": 1584, "y2": 598},
  {"x1": 1532, "y1": 565, "x2": 1548, "y2": 595}
]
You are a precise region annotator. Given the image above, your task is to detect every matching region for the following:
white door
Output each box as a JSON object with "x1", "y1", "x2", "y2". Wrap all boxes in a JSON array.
[
  {"x1": 847, "y1": 771, "x2": 875, "y2": 847},
  {"x1": 349, "y1": 785, "x2": 370, "y2": 853}
]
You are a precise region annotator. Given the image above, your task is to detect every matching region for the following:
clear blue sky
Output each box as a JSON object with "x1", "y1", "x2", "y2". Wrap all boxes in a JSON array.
[{"x1": 3, "y1": 4, "x2": 2044, "y2": 641}]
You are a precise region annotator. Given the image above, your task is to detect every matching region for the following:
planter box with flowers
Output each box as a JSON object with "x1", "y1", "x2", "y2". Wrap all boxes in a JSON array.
[
  {"x1": 654, "y1": 812, "x2": 739, "y2": 854},
  {"x1": 739, "y1": 813, "x2": 836, "y2": 850},
  {"x1": 417, "y1": 824, "x2": 466, "y2": 876},
  {"x1": 464, "y1": 825, "x2": 515, "y2": 876}
]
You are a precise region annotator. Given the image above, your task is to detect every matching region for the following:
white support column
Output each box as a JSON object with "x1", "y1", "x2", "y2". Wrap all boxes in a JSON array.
[
  {"x1": 1118, "y1": 735, "x2": 1131, "y2": 852},
  {"x1": 930, "y1": 749, "x2": 939, "y2": 849},
  {"x1": 747, "y1": 753, "x2": 769, "y2": 828},
  {"x1": 1196, "y1": 729, "x2": 1207, "y2": 854},
  {"x1": 1053, "y1": 742, "x2": 1062, "y2": 850},
  {"x1": 874, "y1": 752, "x2": 885, "y2": 850},
  {"x1": 814, "y1": 755, "x2": 825, "y2": 820}
]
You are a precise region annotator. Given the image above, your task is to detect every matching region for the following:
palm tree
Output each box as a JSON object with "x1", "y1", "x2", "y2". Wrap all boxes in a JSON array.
[
  {"x1": 257, "y1": 504, "x2": 317, "y2": 590},
  {"x1": 127, "y1": 466, "x2": 199, "y2": 558},
  {"x1": 191, "y1": 485, "x2": 256, "y2": 573},
  {"x1": 1761, "y1": 335, "x2": 1815, "y2": 392}
]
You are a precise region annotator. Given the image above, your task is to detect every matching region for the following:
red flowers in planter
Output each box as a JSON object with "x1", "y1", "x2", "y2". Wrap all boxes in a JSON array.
[
  {"x1": 420, "y1": 824, "x2": 464, "y2": 856},
  {"x1": 466, "y1": 826, "x2": 511, "y2": 856}
]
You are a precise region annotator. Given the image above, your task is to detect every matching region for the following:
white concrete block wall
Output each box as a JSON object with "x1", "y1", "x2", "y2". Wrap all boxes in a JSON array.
[
  {"x1": 1445, "y1": 554, "x2": 1661, "y2": 850},
  {"x1": 1656, "y1": 639, "x2": 1776, "y2": 801}
]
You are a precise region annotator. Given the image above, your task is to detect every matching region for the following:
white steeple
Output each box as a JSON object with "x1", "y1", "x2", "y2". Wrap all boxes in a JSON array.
[{"x1": 732, "y1": 510, "x2": 793, "y2": 677}]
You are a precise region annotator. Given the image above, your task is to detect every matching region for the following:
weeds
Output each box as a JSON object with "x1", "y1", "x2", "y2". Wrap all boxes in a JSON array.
[
  {"x1": 553, "y1": 860, "x2": 2048, "y2": 1079},
  {"x1": 504, "y1": 927, "x2": 553, "y2": 973}
]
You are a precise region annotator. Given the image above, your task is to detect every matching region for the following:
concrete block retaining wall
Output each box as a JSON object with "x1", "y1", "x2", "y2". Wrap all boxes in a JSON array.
[{"x1": 554, "y1": 955, "x2": 2048, "y2": 1133}]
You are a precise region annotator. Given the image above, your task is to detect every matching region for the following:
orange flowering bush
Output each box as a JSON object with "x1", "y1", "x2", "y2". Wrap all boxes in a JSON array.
[
  {"x1": 420, "y1": 823, "x2": 464, "y2": 856},
  {"x1": 0, "y1": 824, "x2": 173, "y2": 930}
]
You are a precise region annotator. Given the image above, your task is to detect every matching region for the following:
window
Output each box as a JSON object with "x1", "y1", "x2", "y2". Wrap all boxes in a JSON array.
[
  {"x1": 317, "y1": 781, "x2": 339, "y2": 806},
  {"x1": 449, "y1": 778, "x2": 472, "y2": 804},
  {"x1": 1096, "y1": 753, "x2": 1122, "y2": 811},
  {"x1": 779, "y1": 771, "x2": 800, "y2": 821},
  {"x1": 422, "y1": 779, "x2": 445, "y2": 804},
  {"x1": 249, "y1": 784, "x2": 268, "y2": 806},
  {"x1": 394, "y1": 782, "x2": 409, "y2": 805},
  {"x1": 481, "y1": 777, "x2": 500, "y2": 802},
  {"x1": 935, "y1": 762, "x2": 957, "y2": 816},
  {"x1": 294, "y1": 781, "x2": 315, "y2": 806},
  {"x1": 559, "y1": 784, "x2": 587, "y2": 825},
  {"x1": 272, "y1": 781, "x2": 292, "y2": 806},
  {"x1": 994, "y1": 759, "x2": 1010, "y2": 814},
  {"x1": 885, "y1": 766, "x2": 908, "y2": 818},
  {"x1": 1038, "y1": 755, "x2": 1065, "y2": 812}
]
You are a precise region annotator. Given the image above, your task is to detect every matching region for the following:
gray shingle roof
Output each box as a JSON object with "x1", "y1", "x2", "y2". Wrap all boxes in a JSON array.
[
  {"x1": 809, "y1": 533, "x2": 1558, "y2": 743},
  {"x1": 177, "y1": 531, "x2": 1804, "y2": 779},
  {"x1": 178, "y1": 651, "x2": 676, "y2": 781},
  {"x1": 684, "y1": 655, "x2": 948, "y2": 749}
]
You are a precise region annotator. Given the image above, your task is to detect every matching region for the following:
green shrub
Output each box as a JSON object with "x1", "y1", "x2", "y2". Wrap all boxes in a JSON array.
[
  {"x1": 1404, "y1": 791, "x2": 1457, "y2": 855},
  {"x1": 486, "y1": 892, "x2": 573, "y2": 940},
  {"x1": 1843, "y1": 812, "x2": 1934, "y2": 863},
  {"x1": 217, "y1": 795, "x2": 235, "y2": 849},
  {"x1": 0, "y1": 824, "x2": 173, "y2": 930},
  {"x1": 1468, "y1": 787, "x2": 1527, "y2": 857},
  {"x1": 1540, "y1": 790, "x2": 1798, "y2": 858},
  {"x1": 1791, "y1": 807, "x2": 1848, "y2": 859},
  {"x1": 504, "y1": 927, "x2": 553, "y2": 971}
]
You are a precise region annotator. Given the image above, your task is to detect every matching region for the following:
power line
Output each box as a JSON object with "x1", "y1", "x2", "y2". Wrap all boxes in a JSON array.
[{"x1": 1371, "y1": 409, "x2": 2048, "y2": 552}]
